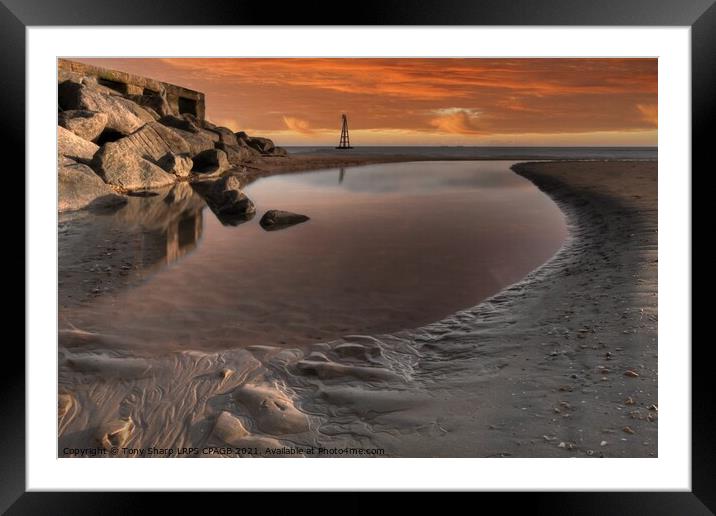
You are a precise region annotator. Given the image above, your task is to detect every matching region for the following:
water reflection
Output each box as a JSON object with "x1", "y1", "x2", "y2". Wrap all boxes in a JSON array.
[
  {"x1": 58, "y1": 182, "x2": 207, "y2": 307},
  {"x1": 59, "y1": 161, "x2": 569, "y2": 351}
]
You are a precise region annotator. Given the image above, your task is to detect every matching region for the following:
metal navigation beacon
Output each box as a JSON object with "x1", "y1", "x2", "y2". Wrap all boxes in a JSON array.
[{"x1": 336, "y1": 113, "x2": 353, "y2": 149}]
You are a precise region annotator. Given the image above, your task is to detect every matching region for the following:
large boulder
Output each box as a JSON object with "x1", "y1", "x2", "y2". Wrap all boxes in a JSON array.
[
  {"x1": 245, "y1": 136, "x2": 275, "y2": 154},
  {"x1": 191, "y1": 148, "x2": 229, "y2": 177},
  {"x1": 58, "y1": 161, "x2": 126, "y2": 212},
  {"x1": 58, "y1": 110, "x2": 108, "y2": 142},
  {"x1": 159, "y1": 114, "x2": 201, "y2": 133},
  {"x1": 215, "y1": 142, "x2": 258, "y2": 166},
  {"x1": 114, "y1": 97, "x2": 157, "y2": 124},
  {"x1": 198, "y1": 175, "x2": 255, "y2": 225},
  {"x1": 171, "y1": 128, "x2": 217, "y2": 156},
  {"x1": 91, "y1": 142, "x2": 176, "y2": 191},
  {"x1": 58, "y1": 126, "x2": 99, "y2": 164},
  {"x1": 259, "y1": 210, "x2": 310, "y2": 230},
  {"x1": 158, "y1": 153, "x2": 193, "y2": 178},
  {"x1": 128, "y1": 93, "x2": 175, "y2": 118},
  {"x1": 108, "y1": 122, "x2": 191, "y2": 163},
  {"x1": 58, "y1": 81, "x2": 145, "y2": 136},
  {"x1": 207, "y1": 126, "x2": 238, "y2": 147}
]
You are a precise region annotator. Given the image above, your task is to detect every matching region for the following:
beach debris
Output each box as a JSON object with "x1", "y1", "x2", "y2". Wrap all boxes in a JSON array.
[
  {"x1": 648, "y1": 404, "x2": 658, "y2": 411},
  {"x1": 600, "y1": 440, "x2": 608, "y2": 447},
  {"x1": 260, "y1": 209, "x2": 310, "y2": 231},
  {"x1": 622, "y1": 426, "x2": 635, "y2": 434},
  {"x1": 624, "y1": 370, "x2": 640, "y2": 378},
  {"x1": 625, "y1": 397, "x2": 635, "y2": 405}
]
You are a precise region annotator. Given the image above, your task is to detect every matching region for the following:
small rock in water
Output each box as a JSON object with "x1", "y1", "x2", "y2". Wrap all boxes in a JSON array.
[{"x1": 259, "y1": 209, "x2": 310, "y2": 231}]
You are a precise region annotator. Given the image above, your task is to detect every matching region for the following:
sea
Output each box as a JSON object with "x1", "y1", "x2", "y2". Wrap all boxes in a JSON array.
[{"x1": 284, "y1": 146, "x2": 657, "y2": 161}]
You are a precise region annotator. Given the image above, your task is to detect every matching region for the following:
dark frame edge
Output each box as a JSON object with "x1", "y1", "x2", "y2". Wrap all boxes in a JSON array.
[
  {"x1": 4, "y1": 0, "x2": 710, "y2": 513},
  {"x1": 691, "y1": 1, "x2": 716, "y2": 512},
  {"x1": 0, "y1": 0, "x2": 26, "y2": 515}
]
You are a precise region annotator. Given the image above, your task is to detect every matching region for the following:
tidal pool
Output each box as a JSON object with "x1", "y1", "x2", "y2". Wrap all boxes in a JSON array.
[{"x1": 58, "y1": 161, "x2": 568, "y2": 352}]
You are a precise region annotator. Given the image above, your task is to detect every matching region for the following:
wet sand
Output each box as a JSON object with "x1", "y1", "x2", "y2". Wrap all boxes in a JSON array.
[{"x1": 58, "y1": 159, "x2": 657, "y2": 458}]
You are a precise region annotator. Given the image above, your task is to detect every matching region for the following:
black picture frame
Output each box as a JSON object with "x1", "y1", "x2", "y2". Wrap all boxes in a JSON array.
[{"x1": 5, "y1": 0, "x2": 707, "y2": 512}]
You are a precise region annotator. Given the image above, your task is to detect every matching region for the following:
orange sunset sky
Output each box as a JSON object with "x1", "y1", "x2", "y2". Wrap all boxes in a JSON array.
[{"x1": 75, "y1": 58, "x2": 657, "y2": 147}]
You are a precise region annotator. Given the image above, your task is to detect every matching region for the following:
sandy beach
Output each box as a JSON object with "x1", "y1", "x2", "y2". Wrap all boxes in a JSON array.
[{"x1": 58, "y1": 158, "x2": 657, "y2": 458}]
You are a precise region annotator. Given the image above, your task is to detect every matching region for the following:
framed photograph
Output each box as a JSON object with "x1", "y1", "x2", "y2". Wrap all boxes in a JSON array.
[{"x1": 7, "y1": 0, "x2": 707, "y2": 511}]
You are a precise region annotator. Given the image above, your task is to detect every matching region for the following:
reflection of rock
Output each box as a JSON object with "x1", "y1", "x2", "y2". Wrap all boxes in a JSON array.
[
  {"x1": 58, "y1": 160, "x2": 127, "y2": 212},
  {"x1": 111, "y1": 183, "x2": 206, "y2": 270},
  {"x1": 259, "y1": 210, "x2": 310, "y2": 231},
  {"x1": 58, "y1": 110, "x2": 108, "y2": 141},
  {"x1": 194, "y1": 175, "x2": 255, "y2": 226}
]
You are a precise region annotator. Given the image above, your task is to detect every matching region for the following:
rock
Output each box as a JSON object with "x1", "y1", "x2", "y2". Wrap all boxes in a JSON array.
[
  {"x1": 58, "y1": 161, "x2": 127, "y2": 212},
  {"x1": 58, "y1": 81, "x2": 145, "y2": 136},
  {"x1": 128, "y1": 93, "x2": 175, "y2": 118},
  {"x1": 171, "y1": 128, "x2": 216, "y2": 156},
  {"x1": 92, "y1": 142, "x2": 176, "y2": 191},
  {"x1": 245, "y1": 136, "x2": 275, "y2": 154},
  {"x1": 58, "y1": 126, "x2": 99, "y2": 164},
  {"x1": 207, "y1": 126, "x2": 238, "y2": 146},
  {"x1": 109, "y1": 122, "x2": 191, "y2": 163},
  {"x1": 158, "y1": 153, "x2": 193, "y2": 178},
  {"x1": 622, "y1": 426, "x2": 635, "y2": 434},
  {"x1": 199, "y1": 175, "x2": 255, "y2": 224},
  {"x1": 191, "y1": 148, "x2": 229, "y2": 177},
  {"x1": 271, "y1": 146, "x2": 288, "y2": 157},
  {"x1": 215, "y1": 142, "x2": 258, "y2": 166},
  {"x1": 80, "y1": 76, "x2": 123, "y2": 96},
  {"x1": 624, "y1": 370, "x2": 640, "y2": 378},
  {"x1": 159, "y1": 114, "x2": 201, "y2": 133},
  {"x1": 114, "y1": 97, "x2": 156, "y2": 124},
  {"x1": 58, "y1": 110, "x2": 108, "y2": 141},
  {"x1": 259, "y1": 210, "x2": 310, "y2": 230}
]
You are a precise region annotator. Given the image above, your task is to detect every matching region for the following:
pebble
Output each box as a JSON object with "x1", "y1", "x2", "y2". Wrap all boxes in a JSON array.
[
  {"x1": 600, "y1": 440, "x2": 608, "y2": 446},
  {"x1": 622, "y1": 426, "x2": 635, "y2": 434},
  {"x1": 624, "y1": 370, "x2": 640, "y2": 378}
]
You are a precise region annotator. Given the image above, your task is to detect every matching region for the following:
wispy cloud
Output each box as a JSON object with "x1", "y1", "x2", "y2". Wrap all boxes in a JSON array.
[
  {"x1": 73, "y1": 58, "x2": 658, "y2": 145},
  {"x1": 429, "y1": 108, "x2": 482, "y2": 134},
  {"x1": 282, "y1": 116, "x2": 315, "y2": 134},
  {"x1": 636, "y1": 104, "x2": 658, "y2": 126}
]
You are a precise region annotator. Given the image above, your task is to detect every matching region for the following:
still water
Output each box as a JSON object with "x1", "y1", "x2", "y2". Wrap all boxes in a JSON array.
[{"x1": 58, "y1": 161, "x2": 568, "y2": 352}]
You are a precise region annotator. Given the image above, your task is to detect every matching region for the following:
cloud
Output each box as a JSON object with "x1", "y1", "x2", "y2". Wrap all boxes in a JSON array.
[
  {"x1": 282, "y1": 116, "x2": 315, "y2": 134},
  {"x1": 636, "y1": 104, "x2": 658, "y2": 126},
  {"x1": 429, "y1": 108, "x2": 482, "y2": 134}
]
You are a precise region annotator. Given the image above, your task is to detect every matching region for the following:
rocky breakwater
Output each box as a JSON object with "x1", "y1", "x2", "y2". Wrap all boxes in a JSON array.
[{"x1": 57, "y1": 75, "x2": 287, "y2": 213}]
